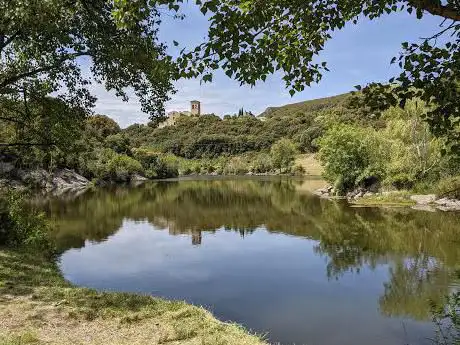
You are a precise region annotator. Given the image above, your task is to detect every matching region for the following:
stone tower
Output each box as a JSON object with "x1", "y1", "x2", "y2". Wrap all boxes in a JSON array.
[{"x1": 190, "y1": 100, "x2": 201, "y2": 116}]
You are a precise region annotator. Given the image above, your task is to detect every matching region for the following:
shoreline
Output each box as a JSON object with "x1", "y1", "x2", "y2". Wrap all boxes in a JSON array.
[
  {"x1": 315, "y1": 186, "x2": 460, "y2": 212},
  {"x1": 0, "y1": 249, "x2": 267, "y2": 345}
]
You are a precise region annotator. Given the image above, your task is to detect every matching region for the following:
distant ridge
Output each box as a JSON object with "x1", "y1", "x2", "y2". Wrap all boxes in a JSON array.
[{"x1": 258, "y1": 92, "x2": 351, "y2": 118}]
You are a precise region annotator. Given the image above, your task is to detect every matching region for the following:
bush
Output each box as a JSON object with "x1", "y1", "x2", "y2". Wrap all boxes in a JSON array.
[
  {"x1": 89, "y1": 149, "x2": 143, "y2": 182},
  {"x1": 146, "y1": 156, "x2": 179, "y2": 179},
  {"x1": 133, "y1": 150, "x2": 179, "y2": 179},
  {"x1": 0, "y1": 193, "x2": 53, "y2": 254},
  {"x1": 436, "y1": 176, "x2": 460, "y2": 199},
  {"x1": 105, "y1": 133, "x2": 132, "y2": 155},
  {"x1": 106, "y1": 154, "x2": 143, "y2": 182},
  {"x1": 291, "y1": 164, "x2": 306, "y2": 176},
  {"x1": 223, "y1": 157, "x2": 249, "y2": 175},
  {"x1": 294, "y1": 126, "x2": 323, "y2": 153},
  {"x1": 270, "y1": 139, "x2": 298, "y2": 173},
  {"x1": 318, "y1": 124, "x2": 385, "y2": 194},
  {"x1": 251, "y1": 153, "x2": 273, "y2": 174}
]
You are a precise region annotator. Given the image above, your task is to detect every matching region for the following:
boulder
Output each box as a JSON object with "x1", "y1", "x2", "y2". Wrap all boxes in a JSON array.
[
  {"x1": 410, "y1": 194, "x2": 436, "y2": 205},
  {"x1": 434, "y1": 198, "x2": 460, "y2": 211},
  {"x1": 3, "y1": 167, "x2": 89, "y2": 194},
  {"x1": 131, "y1": 174, "x2": 148, "y2": 182}
]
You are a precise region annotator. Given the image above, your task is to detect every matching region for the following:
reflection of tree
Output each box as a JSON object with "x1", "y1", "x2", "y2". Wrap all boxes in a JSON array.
[
  {"x1": 35, "y1": 179, "x2": 460, "y2": 321},
  {"x1": 379, "y1": 257, "x2": 452, "y2": 320}
]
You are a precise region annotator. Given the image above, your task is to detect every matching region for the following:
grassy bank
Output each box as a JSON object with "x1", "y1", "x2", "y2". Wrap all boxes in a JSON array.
[
  {"x1": 351, "y1": 191, "x2": 416, "y2": 207},
  {"x1": 0, "y1": 249, "x2": 266, "y2": 345}
]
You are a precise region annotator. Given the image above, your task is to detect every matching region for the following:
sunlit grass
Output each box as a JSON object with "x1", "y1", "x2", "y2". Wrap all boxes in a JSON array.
[
  {"x1": 0, "y1": 249, "x2": 267, "y2": 345},
  {"x1": 351, "y1": 191, "x2": 416, "y2": 207}
]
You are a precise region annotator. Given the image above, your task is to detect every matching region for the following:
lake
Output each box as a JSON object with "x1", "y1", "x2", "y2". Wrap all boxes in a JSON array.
[{"x1": 37, "y1": 178, "x2": 460, "y2": 345}]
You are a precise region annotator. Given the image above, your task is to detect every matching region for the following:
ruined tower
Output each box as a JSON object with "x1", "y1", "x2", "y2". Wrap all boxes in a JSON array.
[{"x1": 190, "y1": 100, "x2": 201, "y2": 116}]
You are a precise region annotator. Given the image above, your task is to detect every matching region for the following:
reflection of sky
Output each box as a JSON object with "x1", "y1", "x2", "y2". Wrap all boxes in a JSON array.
[{"x1": 60, "y1": 220, "x2": 433, "y2": 345}]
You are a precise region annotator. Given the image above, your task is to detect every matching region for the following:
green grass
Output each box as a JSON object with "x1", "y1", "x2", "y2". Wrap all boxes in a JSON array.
[
  {"x1": 0, "y1": 249, "x2": 267, "y2": 345},
  {"x1": 351, "y1": 191, "x2": 416, "y2": 207}
]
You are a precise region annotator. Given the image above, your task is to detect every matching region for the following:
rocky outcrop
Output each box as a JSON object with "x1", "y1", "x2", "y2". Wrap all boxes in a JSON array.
[
  {"x1": 0, "y1": 167, "x2": 90, "y2": 195},
  {"x1": 434, "y1": 198, "x2": 460, "y2": 211},
  {"x1": 314, "y1": 185, "x2": 460, "y2": 212},
  {"x1": 410, "y1": 194, "x2": 436, "y2": 205},
  {"x1": 314, "y1": 185, "x2": 336, "y2": 198}
]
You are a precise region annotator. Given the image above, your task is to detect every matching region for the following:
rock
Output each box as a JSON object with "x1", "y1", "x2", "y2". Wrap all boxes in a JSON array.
[
  {"x1": 315, "y1": 186, "x2": 331, "y2": 196},
  {"x1": 51, "y1": 169, "x2": 89, "y2": 193},
  {"x1": 2, "y1": 167, "x2": 89, "y2": 194},
  {"x1": 355, "y1": 192, "x2": 364, "y2": 199},
  {"x1": 434, "y1": 198, "x2": 450, "y2": 206},
  {"x1": 131, "y1": 174, "x2": 148, "y2": 182},
  {"x1": 410, "y1": 194, "x2": 436, "y2": 205},
  {"x1": 434, "y1": 198, "x2": 460, "y2": 211}
]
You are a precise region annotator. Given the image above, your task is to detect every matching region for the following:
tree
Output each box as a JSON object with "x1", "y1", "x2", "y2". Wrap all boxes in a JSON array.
[
  {"x1": 0, "y1": 97, "x2": 86, "y2": 168},
  {"x1": 5, "y1": 0, "x2": 460, "y2": 151},
  {"x1": 86, "y1": 115, "x2": 121, "y2": 140},
  {"x1": 113, "y1": 1, "x2": 460, "y2": 148},
  {"x1": 105, "y1": 133, "x2": 132, "y2": 155},
  {"x1": 179, "y1": 1, "x2": 459, "y2": 148},
  {"x1": 0, "y1": 0, "x2": 176, "y2": 145},
  {"x1": 270, "y1": 139, "x2": 297, "y2": 173},
  {"x1": 318, "y1": 124, "x2": 386, "y2": 193}
]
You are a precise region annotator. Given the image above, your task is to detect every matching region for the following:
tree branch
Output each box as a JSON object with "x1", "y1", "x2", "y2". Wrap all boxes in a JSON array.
[
  {"x1": 0, "y1": 31, "x2": 20, "y2": 52},
  {"x1": 409, "y1": 0, "x2": 460, "y2": 21},
  {"x1": 0, "y1": 51, "x2": 91, "y2": 90}
]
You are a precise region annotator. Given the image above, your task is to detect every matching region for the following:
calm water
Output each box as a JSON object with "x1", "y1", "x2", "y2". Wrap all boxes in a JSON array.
[{"x1": 37, "y1": 178, "x2": 460, "y2": 345}]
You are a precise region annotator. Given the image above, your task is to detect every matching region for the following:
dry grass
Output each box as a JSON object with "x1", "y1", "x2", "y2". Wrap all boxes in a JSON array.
[
  {"x1": 0, "y1": 250, "x2": 267, "y2": 345},
  {"x1": 295, "y1": 154, "x2": 324, "y2": 176}
]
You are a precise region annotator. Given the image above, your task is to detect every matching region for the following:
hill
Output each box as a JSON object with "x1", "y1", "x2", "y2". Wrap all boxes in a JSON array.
[{"x1": 258, "y1": 93, "x2": 351, "y2": 118}]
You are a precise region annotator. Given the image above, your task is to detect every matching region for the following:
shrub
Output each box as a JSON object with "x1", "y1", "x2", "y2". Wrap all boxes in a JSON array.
[
  {"x1": 105, "y1": 133, "x2": 132, "y2": 155},
  {"x1": 135, "y1": 152, "x2": 178, "y2": 179},
  {"x1": 270, "y1": 139, "x2": 298, "y2": 173},
  {"x1": 0, "y1": 193, "x2": 53, "y2": 254},
  {"x1": 106, "y1": 154, "x2": 143, "y2": 182},
  {"x1": 318, "y1": 124, "x2": 385, "y2": 194},
  {"x1": 223, "y1": 157, "x2": 249, "y2": 175},
  {"x1": 294, "y1": 126, "x2": 323, "y2": 153},
  {"x1": 88, "y1": 149, "x2": 143, "y2": 182},
  {"x1": 291, "y1": 164, "x2": 306, "y2": 176},
  {"x1": 251, "y1": 153, "x2": 273, "y2": 174},
  {"x1": 436, "y1": 176, "x2": 460, "y2": 199}
]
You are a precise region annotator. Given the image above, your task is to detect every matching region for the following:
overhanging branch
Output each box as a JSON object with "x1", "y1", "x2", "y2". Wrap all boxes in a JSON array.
[
  {"x1": 408, "y1": 0, "x2": 460, "y2": 21},
  {"x1": 0, "y1": 51, "x2": 91, "y2": 90}
]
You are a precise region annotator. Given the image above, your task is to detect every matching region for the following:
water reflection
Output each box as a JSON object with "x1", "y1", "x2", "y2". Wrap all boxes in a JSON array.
[{"x1": 35, "y1": 178, "x2": 460, "y2": 344}]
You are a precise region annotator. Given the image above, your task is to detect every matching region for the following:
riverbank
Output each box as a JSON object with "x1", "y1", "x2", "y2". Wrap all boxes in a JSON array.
[
  {"x1": 315, "y1": 186, "x2": 460, "y2": 211},
  {"x1": 0, "y1": 249, "x2": 266, "y2": 345},
  {"x1": 0, "y1": 165, "x2": 90, "y2": 195}
]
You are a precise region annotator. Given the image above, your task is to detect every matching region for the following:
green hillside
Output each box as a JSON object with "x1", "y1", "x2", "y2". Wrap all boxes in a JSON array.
[{"x1": 259, "y1": 93, "x2": 351, "y2": 118}]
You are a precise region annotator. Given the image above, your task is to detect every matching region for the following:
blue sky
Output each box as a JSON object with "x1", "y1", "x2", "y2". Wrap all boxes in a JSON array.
[{"x1": 87, "y1": 5, "x2": 444, "y2": 127}]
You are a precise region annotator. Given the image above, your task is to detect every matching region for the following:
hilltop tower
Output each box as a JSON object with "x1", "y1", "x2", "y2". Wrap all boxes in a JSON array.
[{"x1": 190, "y1": 100, "x2": 201, "y2": 116}]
